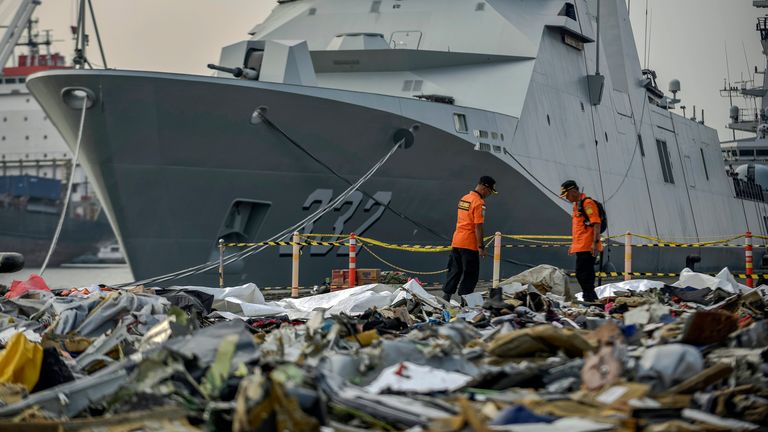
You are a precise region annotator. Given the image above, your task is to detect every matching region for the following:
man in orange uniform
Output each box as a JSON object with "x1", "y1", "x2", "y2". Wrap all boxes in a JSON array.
[
  {"x1": 561, "y1": 180, "x2": 602, "y2": 302},
  {"x1": 442, "y1": 176, "x2": 497, "y2": 303}
]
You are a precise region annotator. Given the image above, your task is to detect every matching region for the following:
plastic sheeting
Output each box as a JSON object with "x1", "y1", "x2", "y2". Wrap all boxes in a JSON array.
[
  {"x1": 591, "y1": 279, "x2": 665, "y2": 300},
  {"x1": 636, "y1": 344, "x2": 704, "y2": 393},
  {"x1": 0, "y1": 333, "x2": 43, "y2": 391},
  {"x1": 278, "y1": 284, "x2": 395, "y2": 319},
  {"x1": 364, "y1": 362, "x2": 473, "y2": 394},
  {"x1": 500, "y1": 265, "x2": 569, "y2": 296},
  {"x1": 674, "y1": 268, "x2": 751, "y2": 294},
  {"x1": 4, "y1": 274, "x2": 50, "y2": 299}
]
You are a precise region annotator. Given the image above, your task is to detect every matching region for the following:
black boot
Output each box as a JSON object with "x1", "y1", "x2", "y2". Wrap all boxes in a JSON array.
[
  {"x1": 483, "y1": 288, "x2": 506, "y2": 310},
  {"x1": 442, "y1": 292, "x2": 453, "y2": 302}
]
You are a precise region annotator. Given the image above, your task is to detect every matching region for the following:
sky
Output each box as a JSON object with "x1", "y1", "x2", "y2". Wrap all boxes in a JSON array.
[{"x1": 3, "y1": 0, "x2": 764, "y2": 141}]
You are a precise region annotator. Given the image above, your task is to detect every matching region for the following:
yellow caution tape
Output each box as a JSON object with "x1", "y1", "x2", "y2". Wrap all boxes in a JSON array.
[
  {"x1": 356, "y1": 236, "x2": 452, "y2": 253},
  {"x1": 222, "y1": 241, "x2": 344, "y2": 248},
  {"x1": 569, "y1": 271, "x2": 763, "y2": 279}
]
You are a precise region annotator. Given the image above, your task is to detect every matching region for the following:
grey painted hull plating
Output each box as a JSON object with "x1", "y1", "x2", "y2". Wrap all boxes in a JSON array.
[{"x1": 26, "y1": 70, "x2": 749, "y2": 287}]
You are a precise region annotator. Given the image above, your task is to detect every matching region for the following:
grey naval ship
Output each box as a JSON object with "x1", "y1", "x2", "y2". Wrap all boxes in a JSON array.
[{"x1": 24, "y1": 0, "x2": 768, "y2": 287}]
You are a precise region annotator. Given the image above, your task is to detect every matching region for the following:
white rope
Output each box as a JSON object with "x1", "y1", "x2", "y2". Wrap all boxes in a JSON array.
[
  {"x1": 116, "y1": 139, "x2": 403, "y2": 287},
  {"x1": 40, "y1": 99, "x2": 88, "y2": 275}
]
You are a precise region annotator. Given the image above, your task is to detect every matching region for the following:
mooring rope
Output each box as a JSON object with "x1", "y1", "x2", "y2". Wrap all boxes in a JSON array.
[{"x1": 40, "y1": 98, "x2": 88, "y2": 275}]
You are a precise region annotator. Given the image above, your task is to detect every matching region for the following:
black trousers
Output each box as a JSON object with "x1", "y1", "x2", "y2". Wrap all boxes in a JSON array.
[
  {"x1": 442, "y1": 247, "x2": 480, "y2": 297},
  {"x1": 575, "y1": 251, "x2": 598, "y2": 301}
]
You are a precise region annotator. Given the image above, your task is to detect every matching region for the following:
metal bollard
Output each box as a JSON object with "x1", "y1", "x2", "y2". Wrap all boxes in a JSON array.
[
  {"x1": 493, "y1": 232, "x2": 502, "y2": 288},
  {"x1": 349, "y1": 233, "x2": 357, "y2": 288},
  {"x1": 746, "y1": 231, "x2": 754, "y2": 288},
  {"x1": 218, "y1": 239, "x2": 224, "y2": 288},
  {"x1": 624, "y1": 232, "x2": 632, "y2": 281},
  {"x1": 291, "y1": 231, "x2": 300, "y2": 298}
]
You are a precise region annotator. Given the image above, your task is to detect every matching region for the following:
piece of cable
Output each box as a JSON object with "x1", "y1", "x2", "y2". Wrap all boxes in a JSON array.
[{"x1": 40, "y1": 99, "x2": 88, "y2": 275}]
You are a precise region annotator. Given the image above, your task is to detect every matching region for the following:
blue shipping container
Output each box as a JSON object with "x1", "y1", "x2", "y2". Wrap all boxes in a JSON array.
[{"x1": 0, "y1": 175, "x2": 62, "y2": 200}]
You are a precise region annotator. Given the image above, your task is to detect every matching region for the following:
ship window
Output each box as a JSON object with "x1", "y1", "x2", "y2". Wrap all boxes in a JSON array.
[
  {"x1": 605, "y1": 132, "x2": 608, "y2": 142},
  {"x1": 739, "y1": 149, "x2": 755, "y2": 157},
  {"x1": 412, "y1": 80, "x2": 423, "y2": 92},
  {"x1": 638, "y1": 134, "x2": 645, "y2": 156},
  {"x1": 402, "y1": 80, "x2": 413, "y2": 91},
  {"x1": 308, "y1": 7, "x2": 316, "y2": 15},
  {"x1": 656, "y1": 139, "x2": 674, "y2": 184},
  {"x1": 23, "y1": 117, "x2": 27, "y2": 122},
  {"x1": 500, "y1": 133, "x2": 505, "y2": 141},
  {"x1": 43, "y1": 135, "x2": 47, "y2": 140},
  {"x1": 479, "y1": 143, "x2": 491, "y2": 152},
  {"x1": 393, "y1": 3, "x2": 401, "y2": 9},
  {"x1": 453, "y1": 113, "x2": 468, "y2": 133},
  {"x1": 547, "y1": 114, "x2": 551, "y2": 126},
  {"x1": 757, "y1": 149, "x2": 768, "y2": 157},
  {"x1": 18, "y1": 78, "x2": 25, "y2": 83},
  {"x1": 370, "y1": 1, "x2": 381, "y2": 12},
  {"x1": 491, "y1": 132, "x2": 498, "y2": 140},
  {"x1": 559, "y1": 3, "x2": 577, "y2": 20},
  {"x1": 25, "y1": 136, "x2": 29, "y2": 140},
  {"x1": 478, "y1": 130, "x2": 489, "y2": 138},
  {"x1": 493, "y1": 145, "x2": 502, "y2": 153},
  {"x1": 475, "y1": 2, "x2": 485, "y2": 11},
  {"x1": 700, "y1": 149, "x2": 709, "y2": 181},
  {"x1": 5, "y1": 78, "x2": 16, "y2": 84}
]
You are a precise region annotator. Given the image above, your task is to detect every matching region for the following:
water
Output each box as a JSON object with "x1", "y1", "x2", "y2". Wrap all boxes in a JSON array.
[{"x1": 0, "y1": 265, "x2": 134, "y2": 289}]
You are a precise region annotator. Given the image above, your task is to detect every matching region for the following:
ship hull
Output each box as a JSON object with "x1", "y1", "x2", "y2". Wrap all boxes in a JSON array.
[
  {"x1": 0, "y1": 207, "x2": 113, "y2": 267},
  {"x1": 26, "y1": 70, "x2": 751, "y2": 287}
]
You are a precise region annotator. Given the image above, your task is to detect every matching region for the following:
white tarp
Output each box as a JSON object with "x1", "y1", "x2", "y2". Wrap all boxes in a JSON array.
[
  {"x1": 592, "y1": 279, "x2": 665, "y2": 300},
  {"x1": 673, "y1": 268, "x2": 751, "y2": 294},
  {"x1": 500, "y1": 265, "x2": 568, "y2": 296},
  {"x1": 174, "y1": 283, "x2": 409, "y2": 319},
  {"x1": 364, "y1": 362, "x2": 473, "y2": 394},
  {"x1": 172, "y1": 283, "x2": 266, "y2": 314},
  {"x1": 277, "y1": 284, "x2": 396, "y2": 319}
]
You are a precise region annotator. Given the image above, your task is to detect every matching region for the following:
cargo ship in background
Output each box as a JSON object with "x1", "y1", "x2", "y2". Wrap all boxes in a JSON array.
[
  {"x1": 1, "y1": 2, "x2": 116, "y2": 266},
  {"x1": 25, "y1": 0, "x2": 768, "y2": 287}
]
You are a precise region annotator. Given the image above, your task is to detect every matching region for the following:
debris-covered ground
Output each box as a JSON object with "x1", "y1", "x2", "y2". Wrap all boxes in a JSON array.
[{"x1": 0, "y1": 265, "x2": 767, "y2": 431}]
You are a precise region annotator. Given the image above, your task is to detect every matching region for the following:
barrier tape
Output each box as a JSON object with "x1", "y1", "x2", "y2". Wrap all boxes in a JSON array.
[
  {"x1": 223, "y1": 233, "x2": 763, "y2": 251},
  {"x1": 571, "y1": 271, "x2": 765, "y2": 279},
  {"x1": 608, "y1": 243, "x2": 761, "y2": 248},
  {"x1": 356, "y1": 236, "x2": 452, "y2": 253},
  {"x1": 223, "y1": 241, "x2": 344, "y2": 247}
]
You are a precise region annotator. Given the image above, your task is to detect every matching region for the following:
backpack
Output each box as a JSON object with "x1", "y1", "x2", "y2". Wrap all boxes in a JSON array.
[{"x1": 578, "y1": 197, "x2": 607, "y2": 234}]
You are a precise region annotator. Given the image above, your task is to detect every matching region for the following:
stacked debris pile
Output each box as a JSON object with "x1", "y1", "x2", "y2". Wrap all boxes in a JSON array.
[{"x1": 0, "y1": 267, "x2": 766, "y2": 431}]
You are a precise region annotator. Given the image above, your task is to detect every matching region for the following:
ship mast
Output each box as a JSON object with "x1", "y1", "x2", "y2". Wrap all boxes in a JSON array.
[
  {"x1": 0, "y1": 0, "x2": 40, "y2": 75},
  {"x1": 719, "y1": 2, "x2": 768, "y2": 168}
]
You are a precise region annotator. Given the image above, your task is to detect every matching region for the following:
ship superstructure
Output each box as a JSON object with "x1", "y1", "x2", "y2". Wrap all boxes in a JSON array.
[
  {"x1": 720, "y1": 1, "x2": 768, "y2": 207},
  {"x1": 24, "y1": 0, "x2": 768, "y2": 286}
]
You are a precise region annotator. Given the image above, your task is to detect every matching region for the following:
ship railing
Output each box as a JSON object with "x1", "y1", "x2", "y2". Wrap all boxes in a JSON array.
[
  {"x1": 733, "y1": 177, "x2": 767, "y2": 202},
  {"x1": 217, "y1": 231, "x2": 764, "y2": 293}
]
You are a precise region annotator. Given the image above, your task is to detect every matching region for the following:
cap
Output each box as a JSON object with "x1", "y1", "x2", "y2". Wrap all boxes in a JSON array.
[
  {"x1": 560, "y1": 180, "x2": 578, "y2": 197},
  {"x1": 479, "y1": 176, "x2": 497, "y2": 194}
]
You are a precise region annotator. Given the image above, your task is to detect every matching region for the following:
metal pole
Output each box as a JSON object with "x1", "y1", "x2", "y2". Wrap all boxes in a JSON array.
[
  {"x1": 492, "y1": 232, "x2": 502, "y2": 288},
  {"x1": 291, "y1": 231, "x2": 300, "y2": 298},
  {"x1": 746, "y1": 231, "x2": 754, "y2": 288},
  {"x1": 218, "y1": 239, "x2": 224, "y2": 288},
  {"x1": 624, "y1": 232, "x2": 632, "y2": 281},
  {"x1": 349, "y1": 233, "x2": 357, "y2": 288}
]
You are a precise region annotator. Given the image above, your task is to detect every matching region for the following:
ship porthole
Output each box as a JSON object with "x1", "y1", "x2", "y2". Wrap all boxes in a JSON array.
[{"x1": 61, "y1": 87, "x2": 96, "y2": 110}]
